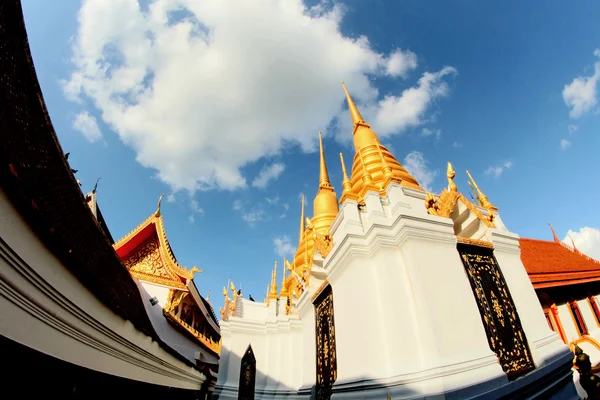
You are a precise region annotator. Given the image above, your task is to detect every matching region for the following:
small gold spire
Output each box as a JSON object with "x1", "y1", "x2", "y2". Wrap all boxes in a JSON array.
[
  {"x1": 269, "y1": 261, "x2": 278, "y2": 299},
  {"x1": 298, "y1": 194, "x2": 305, "y2": 246},
  {"x1": 374, "y1": 140, "x2": 393, "y2": 179},
  {"x1": 447, "y1": 162, "x2": 457, "y2": 192},
  {"x1": 358, "y1": 146, "x2": 374, "y2": 185},
  {"x1": 222, "y1": 286, "x2": 228, "y2": 299},
  {"x1": 318, "y1": 132, "x2": 331, "y2": 188},
  {"x1": 265, "y1": 283, "x2": 270, "y2": 304},
  {"x1": 280, "y1": 258, "x2": 289, "y2": 297},
  {"x1": 340, "y1": 153, "x2": 352, "y2": 192},
  {"x1": 341, "y1": 81, "x2": 367, "y2": 127},
  {"x1": 466, "y1": 170, "x2": 496, "y2": 211},
  {"x1": 229, "y1": 281, "x2": 236, "y2": 294}
]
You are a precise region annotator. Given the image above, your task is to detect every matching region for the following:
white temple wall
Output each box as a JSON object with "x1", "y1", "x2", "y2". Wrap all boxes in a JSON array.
[
  {"x1": 558, "y1": 304, "x2": 579, "y2": 342},
  {"x1": 298, "y1": 296, "x2": 316, "y2": 392},
  {"x1": 0, "y1": 188, "x2": 205, "y2": 390}
]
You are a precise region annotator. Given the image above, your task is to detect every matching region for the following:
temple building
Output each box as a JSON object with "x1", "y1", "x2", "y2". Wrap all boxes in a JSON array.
[
  {"x1": 0, "y1": 1, "x2": 217, "y2": 398},
  {"x1": 213, "y1": 83, "x2": 598, "y2": 399},
  {"x1": 113, "y1": 195, "x2": 221, "y2": 377}
]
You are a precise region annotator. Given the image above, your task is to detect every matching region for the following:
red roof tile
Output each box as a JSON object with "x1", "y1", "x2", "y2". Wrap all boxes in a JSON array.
[{"x1": 520, "y1": 238, "x2": 600, "y2": 288}]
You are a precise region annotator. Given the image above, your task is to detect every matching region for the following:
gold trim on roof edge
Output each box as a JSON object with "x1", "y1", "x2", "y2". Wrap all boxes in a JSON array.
[{"x1": 114, "y1": 197, "x2": 200, "y2": 282}]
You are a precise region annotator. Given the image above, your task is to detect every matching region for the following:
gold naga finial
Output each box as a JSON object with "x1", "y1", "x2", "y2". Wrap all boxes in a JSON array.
[
  {"x1": 285, "y1": 258, "x2": 294, "y2": 272},
  {"x1": 341, "y1": 81, "x2": 367, "y2": 127},
  {"x1": 229, "y1": 281, "x2": 236, "y2": 294},
  {"x1": 190, "y1": 265, "x2": 203, "y2": 275},
  {"x1": 156, "y1": 193, "x2": 165, "y2": 216},
  {"x1": 447, "y1": 162, "x2": 457, "y2": 192},
  {"x1": 206, "y1": 289, "x2": 211, "y2": 303},
  {"x1": 298, "y1": 194, "x2": 305, "y2": 246},
  {"x1": 466, "y1": 170, "x2": 496, "y2": 211},
  {"x1": 222, "y1": 286, "x2": 229, "y2": 299},
  {"x1": 318, "y1": 132, "x2": 332, "y2": 188}
]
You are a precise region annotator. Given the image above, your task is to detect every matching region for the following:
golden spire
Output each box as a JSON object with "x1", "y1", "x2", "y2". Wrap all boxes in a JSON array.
[
  {"x1": 466, "y1": 170, "x2": 496, "y2": 210},
  {"x1": 447, "y1": 162, "x2": 457, "y2": 192},
  {"x1": 298, "y1": 194, "x2": 305, "y2": 246},
  {"x1": 318, "y1": 132, "x2": 332, "y2": 188},
  {"x1": 341, "y1": 81, "x2": 367, "y2": 127},
  {"x1": 374, "y1": 140, "x2": 393, "y2": 179},
  {"x1": 269, "y1": 261, "x2": 278, "y2": 299},
  {"x1": 222, "y1": 286, "x2": 229, "y2": 299},
  {"x1": 265, "y1": 283, "x2": 270, "y2": 304},
  {"x1": 280, "y1": 258, "x2": 289, "y2": 297},
  {"x1": 341, "y1": 83, "x2": 423, "y2": 194},
  {"x1": 339, "y1": 152, "x2": 359, "y2": 203}
]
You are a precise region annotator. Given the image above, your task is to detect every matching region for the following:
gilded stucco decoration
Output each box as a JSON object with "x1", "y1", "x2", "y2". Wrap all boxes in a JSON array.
[
  {"x1": 425, "y1": 189, "x2": 495, "y2": 229},
  {"x1": 315, "y1": 231, "x2": 334, "y2": 259}
]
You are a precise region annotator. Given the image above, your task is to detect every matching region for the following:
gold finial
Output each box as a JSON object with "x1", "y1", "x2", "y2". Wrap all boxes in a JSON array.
[
  {"x1": 305, "y1": 217, "x2": 313, "y2": 229},
  {"x1": 285, "y1": 258, "x2": 294, "y2": 272},
  {"x1": 280, "y1": 258, "x2": 289, "y2": 296},
  {"x1": 466, "y1": 170, "x2": 496, "y2": 210},
  {"x1": 222, "y1": 286, "x2": 229, "y2": 299},
  {"x1": 374, "y1": 139, "x2": 393, "y2": 178},
  {"x1": 447, "y1": 162, "x2": 457, "y2": 192},
  {"x1": 190, "y1": 265, "x2": 203, "y2": 275},
  {"x1": 298, "y1": 194, "x2": 305, "y2": 246},
  {"x1": 340, "y1": 153, "x2": 352, "y2": 192},
  {"x1": 230, "y1": 281, "x2": 236, "y2": 294},
  {"x1": 318, "y1": 132, "x2": 332, "y2": 188},
  {"x1": 156, "y1": 193, "x2": 165, "y2": 216},
  {"x1": 341, "y1": 81, "x2": 366, "y2": 127},
  {"x1": 269, "y1": 261, "x2": 278, "y2": 299}
]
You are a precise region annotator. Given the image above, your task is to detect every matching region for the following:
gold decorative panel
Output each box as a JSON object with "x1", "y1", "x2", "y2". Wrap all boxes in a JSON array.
[
  {"x1": 457, "y1": 242, "x2": 535, "y2": 379},
  {"x1": 314, "y1": 284, "x2": 337, "y2": 400}
]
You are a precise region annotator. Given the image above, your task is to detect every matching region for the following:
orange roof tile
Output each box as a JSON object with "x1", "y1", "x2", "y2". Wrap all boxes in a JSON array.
[{"x1": 520, "y1": 238, "x2": 600, "y2": 289}]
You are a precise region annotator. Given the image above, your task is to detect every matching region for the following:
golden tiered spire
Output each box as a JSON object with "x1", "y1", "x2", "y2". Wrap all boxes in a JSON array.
[
  {"x1": 340, "y1": 83, "x2": 423, "y2": 194},
  {"x1": 269, "y1": 261, "x2": 278, "y2": 300},
  {"x1": 466, "y1": 170, "x2": 497, "y2": 211},
  {"x1": 298, "y1": 194, "x2": 305, "y2": 246},
  {"x1": 312, "y1": 132, "x2": 339, "y2": 234}
]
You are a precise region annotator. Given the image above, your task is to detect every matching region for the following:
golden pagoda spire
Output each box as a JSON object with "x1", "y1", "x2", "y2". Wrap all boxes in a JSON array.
[
  {"x1": 269, "y1": 261, "x2": 278, "y2": 299},
  {"x1": 318, "y1": 132, "x2": 332, "y2": 188},
  {"x1": 447, "y1": 162, "x2": 457, "y2": 192},
  {"x1": 298, "y1": 194, "x2": 305, "y2": 246},
  {"x1": 466, "y1": 170, "x2": 496, "y2": 210},
  {"x1": 280, "y1": 258, "x2": 289, "y2": 297},
  {"x1": 341, "y1": 81, "x2": 367, "y2": 127}
]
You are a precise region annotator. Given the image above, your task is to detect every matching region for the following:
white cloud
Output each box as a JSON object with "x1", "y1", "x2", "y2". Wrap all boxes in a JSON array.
[
  {"x1": 560, "y1": 139, "x2": 571, "y2": 151},
  {"x1": 265, "y1": 196, "x2": 280, "y2": 205},
  {"x1": 568, "y1": 124, "x2": 579, "y2": 134},
  {"x1": 452, "y1": 142, "x2": 462, "y2": 148},
  {"x1": 232, "y1": 199, "x2": 265, "y2": 225},
  {"x1": 73, "y1": 111, "x2": 102, "y2": 142},
  {"x1": 385, "y1": 49, "x2": 417, "y2": 78},
  {"x1": 232, "y1": 199, "x2": 243, "y2": 211},
  {"x1": 484, "y1": 161, "x2": 512, "y2": 178},
  {"x1": 188, "y1": 198, "x2": 204, "y2": 223},
  {"x1": 562, "y1": 49, "x2": 600, "y2": 119},
  {"x1": 273, "y1": 235, "x2": 296, "y2": 258},
  {"x1": 422, "y1": 127, "x2": 441, "y2": 139},
  {"x1": 403, "y1": 151, "x2": 438, "y2": 192},
  {"x1": 64, "y1": 0, "x2": 457, "y2": 193},
  {"x1": 166, "y1": 193, "x2": 176, "y2": 203},
  {"x1": 563, "y1": 227, "x2": 600, "y2": 260},
  {"x1": 252, "y1": 163, "x2": 286, "y2": 188}
]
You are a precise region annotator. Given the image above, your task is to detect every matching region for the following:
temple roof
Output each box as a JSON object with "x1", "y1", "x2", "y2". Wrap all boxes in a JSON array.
[
  {"x1": 0, "y1": 0, "x2": 197, "y2": 371},
  {"x1": 520, "y1": 238, "x2": 600, "y2": 289},
  {"x1": 114, "y1": 198, "x2": 200, "y2": 289}
]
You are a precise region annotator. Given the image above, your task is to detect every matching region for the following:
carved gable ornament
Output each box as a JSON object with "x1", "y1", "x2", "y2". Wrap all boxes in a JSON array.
[{"x1": 425, "y1": 189, "x2": 495, "y2": 228}]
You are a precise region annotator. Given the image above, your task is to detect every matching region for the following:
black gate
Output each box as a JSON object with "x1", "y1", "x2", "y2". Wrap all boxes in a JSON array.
[
  {"x1": 238, "y1": 345, "x2": 256, "y2": 400},
  {"x1": 314, "y1": 284, "x2": 337, "y2": 400},
  {"x1": 457, "y1": 242, "x2": 535, "y2": 380}
]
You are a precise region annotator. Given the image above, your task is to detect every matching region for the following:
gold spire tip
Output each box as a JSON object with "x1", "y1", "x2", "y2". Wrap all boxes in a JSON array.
[
  {"x1": 318, "y1": 131, "x2": 331, "y2": 188},
  {"x1": 341, "y1": 81, "x2": 365, "y2": 126}
]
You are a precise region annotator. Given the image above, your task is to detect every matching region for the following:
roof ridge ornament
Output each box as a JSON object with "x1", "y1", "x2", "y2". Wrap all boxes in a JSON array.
[
  {"x1": 447, "y1": 162, "x2": 457, "y2": 192},
  {"x1": 156, "y1": 193, "x2": 165, "y2": 216},
  {"x1": 548, "y1": 223, "x2": 561, "y2": 243}
]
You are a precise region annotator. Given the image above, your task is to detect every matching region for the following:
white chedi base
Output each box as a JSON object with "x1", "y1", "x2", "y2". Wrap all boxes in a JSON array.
[{"x1": 214, "y1": 183, "x2": 578, "y2": 399}]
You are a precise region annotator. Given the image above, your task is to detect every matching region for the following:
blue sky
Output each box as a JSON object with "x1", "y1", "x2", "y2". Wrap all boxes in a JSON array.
[{"x1": 21, "y1": 0, "x2": 600, "y2": 307}]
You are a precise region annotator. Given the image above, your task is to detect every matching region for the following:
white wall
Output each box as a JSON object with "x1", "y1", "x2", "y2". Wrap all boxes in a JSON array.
[
  {"x1": 0, "y1": 188, "x2": 205, "y2": 389},
  {"x1": 137, "y1": 281, "x2": 218, "y2": 364}
]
